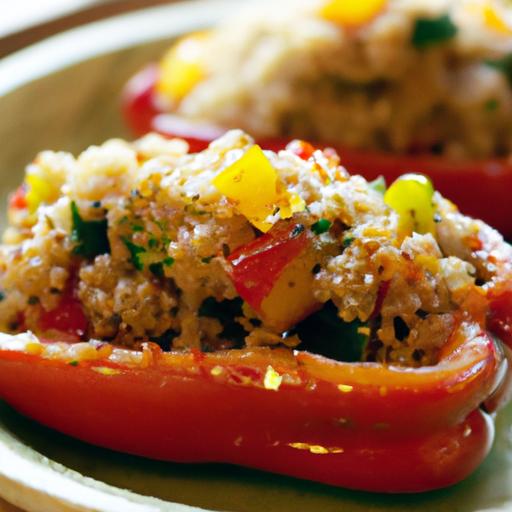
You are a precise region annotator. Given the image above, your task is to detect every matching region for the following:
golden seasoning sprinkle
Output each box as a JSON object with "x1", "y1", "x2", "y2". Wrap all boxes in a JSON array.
[
  {"x1": 25, "y1": 342, "x2": 44, "y2": 356},
  {"x1": 92, "y1": 366, "x2": 121, "y2": 376},
  {"x1": 357, "y1": 327, "x2": 370, "y2": 336},
  {"x1": 210, "y1": 365, "x2": 223, "y2": 377},
  {"x1": 263, "y1": 365, "x2": 283, "y2": 391},
  {"x1": 379, "y1": 385, "x2": 388, "y2": 397},
  {"x1": 337, "y1": 384, "x2": 354, "y2": 393},
  {"x1": 288, "y1": 442, "x2": 344, "y2": 455},
  {"x1": 415, "y1": 255, "x2": 440, "y2": 275}
]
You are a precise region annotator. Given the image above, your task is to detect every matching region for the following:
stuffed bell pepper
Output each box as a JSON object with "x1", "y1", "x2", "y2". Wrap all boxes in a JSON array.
[
  {"x1": 0, "y1": 130, "x2": 511, "y2": 492},
  {"x1": 123, "y1": 0, "x2": 512, "y2": 235}
]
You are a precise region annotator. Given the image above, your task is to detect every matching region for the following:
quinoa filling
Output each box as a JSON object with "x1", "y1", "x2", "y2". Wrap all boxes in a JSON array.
[
  {"x1": 157, "y1": 0, "x2": 512, "y2": 159},
  {"x1": 0, "y1": 130, "x2": 510, "y2": 367}
]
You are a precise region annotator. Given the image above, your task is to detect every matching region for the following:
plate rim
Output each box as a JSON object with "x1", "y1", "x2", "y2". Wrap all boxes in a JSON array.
[
  {"x1": 0, "y1": 0, "x2": 240, "y2": 98},
  {"x1": 1, "y1": 1, "x2": 512, "y2": 511}
]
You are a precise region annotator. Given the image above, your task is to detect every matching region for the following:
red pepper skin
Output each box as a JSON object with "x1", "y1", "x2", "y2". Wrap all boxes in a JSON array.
[
  {"x1": 121, "y1": 66, "x2": 512, "y2": 236},
  {"x1": 228, "y1": 223, "x2": 311, "y2": 310},
  {"x1": 228, "y1": 222, "x2": 321, "y2": 331},
  {"x1": 488, "y1": 283, "x2": 512, "y2": 350},
  {"x1": 0, "y1": 323, "x2": 504, "y2": 493},
  {"x1": 122, "y1": 65, "x2": 224, "y2": 153},
  {"x1": 121, "y1": 64, "x2": 162, "y2": 142}
]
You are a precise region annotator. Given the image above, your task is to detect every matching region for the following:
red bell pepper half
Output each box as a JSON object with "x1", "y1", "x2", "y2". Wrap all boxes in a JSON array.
[
  {"x1": 0, "y1": 320, "x2": 504, "y2": 493},
  {"x1": 0, "y1": 68, "x2": 510, "y2": 494},
  {"x1": 122, "y1": 64, "x2": 512, "y2": 236}
]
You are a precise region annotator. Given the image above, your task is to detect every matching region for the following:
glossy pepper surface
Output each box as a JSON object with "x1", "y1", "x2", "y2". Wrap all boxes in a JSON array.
[{"x1": 0, "y1": 318, "x2": 505, "y2": 493}]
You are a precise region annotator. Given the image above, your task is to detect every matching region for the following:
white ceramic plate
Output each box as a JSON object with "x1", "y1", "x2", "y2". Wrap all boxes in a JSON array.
[{"x1": 0, "y1": 2, "x2": 511, "y2": 511}]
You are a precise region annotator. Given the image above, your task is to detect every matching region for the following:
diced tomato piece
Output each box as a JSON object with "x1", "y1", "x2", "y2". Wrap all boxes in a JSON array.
[
  {"x1": 38, "y1": 282, "x2": 88, "y2": 342},
  {"x1": 286, "y1": 140, "x2": 316, "y2": 160},
  {"x1": 228, "y1": 222, "x2": 320, "y2": 331},
  {"x1": 9, "y1": 185, "x2": 27, "y2": 210}
]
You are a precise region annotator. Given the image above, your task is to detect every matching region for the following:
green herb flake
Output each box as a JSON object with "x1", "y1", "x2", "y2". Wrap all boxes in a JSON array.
[
  {"x1": 71, "y1": 201, "x2": 110, "y2": 259},
  {"x1": 122, "y1": 237, "x2": 146, "y2": 271},
  {"x1": 0, "y1": 291, "x2": 5, "y2": 302},
  {"x1": 69, "y1": 360, "x2": 79, "y2": 367},
  {"x1": 149, "y1": 262, "x2": 164, "y2": 278},
  {"x1": 343, "y1": 237, "x2": 355, "y2": 248},
  {"x1": 484, "y1": 98, "x2": 499, "y2": 112},
  {"x1": 201, "y1": 256, "x2": 215, "y2": 264},
  {"x1": 369, "y1": 176, "x2": 387, "y2": 195},
  {"x1": 485, "y1": 54, "x2": 512, "y2": 86},
  {"x1": 163, "y1": 257, "x2": 175, "y2": 267},
  {"x1": 411, "y1": 14, "x2": 457, "y2": 49},
  {"x1": 132, "y1": 224, "x2": 144, "y2": 232},
  {"x1": 148, "y1": 238, "x2": 159, "y2": 249},
  {"x1": 311, "y1": 219, "x2": 332, "y2": 235}
]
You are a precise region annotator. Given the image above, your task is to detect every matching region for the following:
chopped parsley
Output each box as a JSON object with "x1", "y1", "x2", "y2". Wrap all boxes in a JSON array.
[
  {"x1": 149, "y1": 257, "x2": 175, "y2": 278},
  {"x1": 311, "y1": 219, "x2": 332, "y2": 235},
  {"x1": 69, "y1": 360, "x2": 79, "y2": 367},
  {"x1": 149, "y1": 262, "x2": 164, "y2": 278},
  {"x1": 411, "y1": 14, "x2": 457, "y2": 49},
  {"x1": 122, "y1": 235, "x2": 174, "y2": 275},
  {"x1": 343, "y1": 236, "x2": 355, "y2": 248},
  {"x1": 485, "y1": 54, "x2": 512, "y2": 86},
  {"x1": 122, "y1": 237, "x2": 146, "y2": 271},
  {"x1": 71, "y1": 201, "x2": 110, "y2": 259}
]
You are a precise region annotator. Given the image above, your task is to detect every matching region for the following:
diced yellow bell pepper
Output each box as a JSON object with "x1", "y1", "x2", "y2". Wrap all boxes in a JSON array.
[
  {"x1": 384, "y1": 174, "x2": 436, "y2": 236},
  {"x1": 259, "y1": 244, "x2": 319, "y2": 332},
  {"x1": 482, "y1": 4, "x2": 512, "y2": 35},
  {"x1": 213, "y1": 145, "x2": 304, "y2": 232},
  {"x1": 321, "y1": 0, "x2": 387, "y2": 27},
  {"x1": 25, "y1": 174, "x2": 55, "y2": 214},
  {"x1": 278, "y1": 193, "x2": 306, "y2": 220},
  {"x1": 157, "y1": 32, "x2": 208, "y2": 102}
]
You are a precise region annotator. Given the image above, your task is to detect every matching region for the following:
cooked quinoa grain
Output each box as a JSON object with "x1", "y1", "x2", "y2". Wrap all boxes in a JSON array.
[{"x1": 1, "y1": 130, "x2": 510, "y2": 366}]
